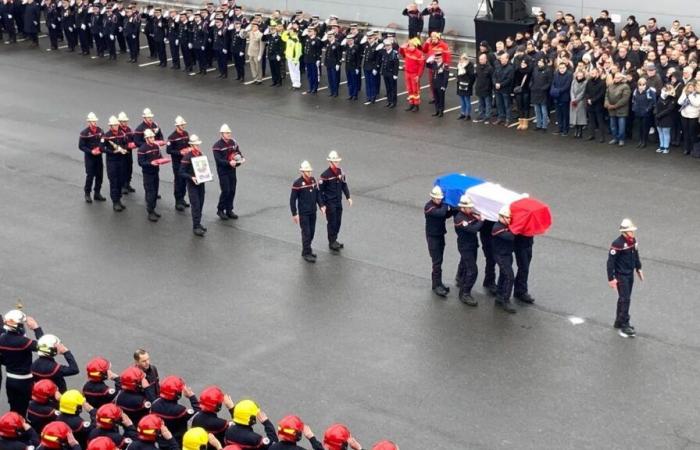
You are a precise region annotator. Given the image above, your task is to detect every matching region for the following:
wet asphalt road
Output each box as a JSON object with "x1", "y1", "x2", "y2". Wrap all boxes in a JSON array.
[{"x1": 1, "y1": 38, "x2": 700, "y2": 450}]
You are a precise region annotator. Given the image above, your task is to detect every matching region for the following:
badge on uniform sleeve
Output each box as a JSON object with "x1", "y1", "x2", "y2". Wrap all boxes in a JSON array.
[
  {"x1": 610, "y1": 249, "x2": 616, "y2": 255},
  {"x1": 262, "y1": 438, "x2": 270, "y2": 445},
  {"x1": 301, "y1": 182, "x2": 305, "y2": 186},
  {"x1": 108, "y1": 388, "x2": 115, "y2": 395}
]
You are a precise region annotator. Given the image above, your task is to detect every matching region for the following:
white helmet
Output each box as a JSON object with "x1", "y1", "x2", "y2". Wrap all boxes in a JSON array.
[
  {"x1": 144, "y1": 129, "x2": 155, "y2": 139},
  {"x1": 37, "y1": 334, "x2": 61, "y2": 357},
  {"x1": 458, "y1": 194, "x2": 474, "y2": 208},
  {"x1": 499, "y1": 205, "x2": 511, "y2": 218},
  {"x1": 299, "y1": 160, "x2": 313, "y2": 172},
  {"x1": 86, "y1": 112, "x2": 98, "y2": 122},
  {"x1": 326, "y1": 150, "x2": 342, "y2": 162},
  {"x1": 174, "y1": 115, "x2": 187, "y2": 126},
  {"x1": 219, "y1": 124, "x2": 232, "y2": 133},
  {"x1": 3, "y1": 310, "x2": 26, "y2": 332},
  {"x1": 142, "y1": 108, "x2": 154, "y2": 118},
  {"x1": 619, "y1": 218, "x2": 637, "y2": 232},
  {"x1": 117, "y1": 112, "x2": 129, "y2": 122},
  {"x1": 188, "y1": 134, "x2": 202, "y2": 146},
  {"x1": 108, "y1": 115, "x2": 119, "y2": 126},
  {"x1": 430, "y1": 186, "x2": 443, "y2": 199}
]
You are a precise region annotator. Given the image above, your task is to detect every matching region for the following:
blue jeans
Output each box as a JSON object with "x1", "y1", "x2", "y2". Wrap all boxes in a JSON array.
[
  {"x1": 459, "y1": 95, "x2": 472, "y2": 116},
  {"x1": 478, "y1": 96, "x2": 492, "y2": 120},
  {"x1": 609, "y1": 116, "x2": 627, "y2": 141},
  {"x1": 555, "y1": 101, "x2": 569, "y2": 133},
  {"x1": 495, "y1": 92, "x2": 511, "y2": 121},
  {"x1": 658, "y1": 127, "x2": 671, "y2": 149},
  {"x1": 533, "y1": 103, "x2": 549, "y2": 129}
]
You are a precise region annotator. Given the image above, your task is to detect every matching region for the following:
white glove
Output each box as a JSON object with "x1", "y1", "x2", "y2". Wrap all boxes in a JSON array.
[
  {"x1": 239, "y1": 51, "x2": 243, "y2": 56},
  {"x1": 316, "y1": 60, "x2": 320, "y2": 66},
  {"x1": 355, "y1": 69, "x2": 359, "y2": 74},
  {"x1": 110, "y1": 34, "x2": 114, "y2": 40},
  {"x1": 132, "y1": 34, "x2": 136, "y2": 39},
  {"x1": 188, "y1": 43, "x2": 192, "y2": 49},
  {"x1": 376, "y1": 43, "x2": 384, "y2": 50},
  {"x1": 227, "y1": 23, "x2": 233, "y2": 30},
  {"x1": 440, "y1": 87, "x2": 445, "y2": 91},
  {"x1": 335, "y1": 64, "x2": 340, "y2": 71},
  {"x1": 201, "y1": 46, "x2": 205, "y2": 51},
  {"x1": 81, "y1": 23, "x2": 86, "y2": 30},
  {"x1": 222, "y1": 48, "x2": 227, "y2": 54},
  {"x1": 372, "y1": 69, "x2": 377, "y2": 76},
  {"x1": 51, "y1": 24, "x2": 56, "y2": 29},
  {"x1": 341, "y1": 38, "x2": 347, "y2": 46},
  {"x1": 68, "y1": 26, "x2": 73, "y2": 32},
  {"x1": 118, "y1": 26, "x2": 122, "y2": 32},
  {"x1": 99, "y1": 32, "x2": 103, "y2": 37},
  {"x1": 174, "y1": 39, "x2": 178, "y2": 45},
  {"x1": 276, "y1": 55, "x2": 281, "y2": 61},
  {"x1": 164, "y1": 38, "x2": 168, "y2": 43},
  {"x1": 7, "y1": 14, "x2": 12, "y2": 18},
  {"x1": 393, "y1": 75, "x2": 398, "y2": 80},
  {"x1": 257, "y1": 55, "x2": 261, "y2": 61},
  {"x1": 360, "y1": 35, "x2": 367, "y2": 44}
]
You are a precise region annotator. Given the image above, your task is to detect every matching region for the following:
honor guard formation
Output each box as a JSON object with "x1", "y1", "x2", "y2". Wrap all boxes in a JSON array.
[{"x1": 0, "y1": 309, "x2": 400, "y2": 450}]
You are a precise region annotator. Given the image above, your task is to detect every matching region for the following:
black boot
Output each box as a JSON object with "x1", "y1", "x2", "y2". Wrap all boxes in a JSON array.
[
  {"x1": 93, "y1": 192, "x2": 106, "y2": 202},
  {"x1": 84, "y1": 193, "x2": 92, "y2": 203}
]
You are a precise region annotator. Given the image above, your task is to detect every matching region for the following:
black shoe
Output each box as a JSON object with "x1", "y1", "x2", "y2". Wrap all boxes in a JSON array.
[
  {"x1": 438, "y1": 111, "x2": 444, "y2": 117},
  {"x1": 460, "y1": 293, "x2": 478, "y2": 306},
  {"x1": 618, "y1": 326, "x2": 636, "y2": 338},
  {"x1": 147, "y1": 212, "x2": 159, "y2": 222},
  {"x1": 127, "y1": 185, "x2": 135, "y2": 193},
  {"x1": 613, "y1": 322, "x2": 622, "y2": 329},
  {"x1": 432, "y1": 111, "x2": 440, "y2": 116},
  {"x1": 433, "y1": 285, "x2": 448, "y2": 297},
  {"x1": 217, "y1": 211, "x2": 229, "y2": 220},
  {"x1": 586, "y1": 135, "x2": 595, "y2": 141},
  {"x1": 329, "y1": 241, "x2": 342, "y2": 251},
  {"x1": 227, "y1": 211, "x2": 238, "y2": 219},
  {"x1": 122, "y1": 187, "x2": 130, "y2": 195},
  {"x1": 515, "y1": 293, "x2": 535, "y2": 304},
  {"x1": 153, "y1": 211, "x2": 161, "y2": 218},
  {"x1": 303, "y1": 254, "x2": 316, "y2": 263},
  {"x1": 113, "y1": 202, "x2": 125, "y2": 212},
  {"x1": 429, "y1": 99, "x2": 435, "y2": 104},
  {"x1": 457, "y1": 114, "x2": 465, "y2": 120},
  {"x1": 84, "y1": 193, "x2": 92, "y2": 203},
  {"x1": 93, "y1": 193, "x2": 106, "y2": 202},
  {"x1": 175, "y1": 203, "x2": 185, "y2": 212},
  {"x1": 183, "y1": 201, "x2": 190, "y2": 207},
  {"x1": 485, "y1": 285, "x2": 497, "y2": 296},
  {"x1": 414, "y1": 105, "x2": 419, "y2": 112},
  {"x1": 193, "y1": 227, "x2": 206, "y2": 237},
  {"x1": 388, "y1": 103, "x2": 396, "y2": 109},
  {"x1": 310, "y1": 252, "x2": 317, "y2": 258},
  {"x1": 405, "y1": 105, "x2": 415, "y2": 111},
  {"x1": 499, "y1": 300, "x2": 516, "y2": 313},
  {"x1": 157, "y1": 194, "x2": 162, "y2": 199}
]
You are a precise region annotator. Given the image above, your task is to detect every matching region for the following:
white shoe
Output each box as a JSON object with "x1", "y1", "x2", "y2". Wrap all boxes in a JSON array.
[
  {"x1": 655, "y1": 148, "x2": 662, "y2": 153},
  {"x1": 662, "y1": 148, "x2": 670, "y2": 154}
]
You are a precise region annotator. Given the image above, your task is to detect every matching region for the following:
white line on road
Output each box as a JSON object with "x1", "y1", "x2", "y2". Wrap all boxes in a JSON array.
[
  {"x1": 139, "y1": 57, "x2": 171, "y2": 67},
  {"x1": 243, "y1": 76, "x2": 272, "y2": 85}
]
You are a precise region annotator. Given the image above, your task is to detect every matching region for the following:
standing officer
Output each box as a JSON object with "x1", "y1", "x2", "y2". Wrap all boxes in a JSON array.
[
  {"x1": 323, "y1": 30, "x2": 342, "y2": 97},
  {"x1": 343, "y1": 35, "x2": 361, "y2": 101},
  {"x1": 76, "y1": 0, "x2": 90, "y2": 55},
  {"x1": 44, "y1": 0, "x2": 61, "y2": 51},
  {"x1": 88, "y1": 404, "x2": 138, "y2": 447},
  {"x1": 424, "y1": 186, "x2": 452, "y2": 297},
  {"x1": 212, "y1": 124, "x2": 244, "y2": 221},
  {"x1": 1, "y1": 0, "x2": 18, "y2": 44},
  {"x1": 514, "y1": 234, "x2": 536, "y2": 304},
  {"x1": 224, "y1": 400, "x2": 277, "y2": 449},
  {"x1": 150, "y1": 377, "x2": 200, "y2": 445},
  {"x1": 268, "y1": 416, "x2": 323, "y2": 450},
  {"x1": 318, "y1": 151, "x2": 351, "y2": 252},
  {"x1": 192, "y1": 13, "x2": 207, "y2": 75},
  {"x1": 191, "y1": 386, "x2": 235, "y2": 448},
  {"x1": 177, "y1": 12, "x2": 193, "y2": 73},
  {"x1": 124, "y1": 6, "x2": 140, "y2": 63},
  {"x1": 266, "y1": 23, "x2": 285, "y2": 86},
  {"x1": 303, "y1": 26, "x2": 322, "y2": 94},
  {"x1": 79, "y1": 112, "x2": 106, "y2": 203},
  {"x1": 117, "y1": 112, "x2": 137, "y2": 194},
  {"x1": 102, "y1": 115, "x2": 129, "y2": 212},
  {"x1": 607, "y1": 219, "x2": 643, "y2": 338},
  {"x1": 82, "y1": 357, "x2": 119, "y2": 408},
  {"x1": 152, "y1": 8, "x2": 167, "y2": 67},
  {"x1": 137, "y1": 129, "x2": 165, "y2": 222},
  {"x1": 114, "y1": 367, "x2": 156, "y2": 425},
  {"x1": 492, "y1": 206, "x2": 516, "y2": 313},
  {"x1": 165, "y1": 9, "x2": 179, "y2": 69},
  {"x1": 362, "y1": 31, "x2": 381, "y2": 103},
  {"x1": 178, "y1": 135, "x2": 207, "y2": 237},
  {"x1": 0, "y1": 310, "x2": 43, "y2": 416},
  {"x1": 103, "y1": 7, "x2": 118, "y2": 60},
  {"x1": 133, "y1": 108, "x2": 163, "y2": 150},
  {"x1": 290, "y1": 161, "x2": 325, "y2": 263},
  {"x1": 133, "y1": 349, "x2": 159, "y2": 397},
  {"x1": 27, "y1": 380, "x2": 59, "y2": 432},
  {"x1": 211, "y1": 15, "x2": 229, "y2": 79},
  {"x1": 55, "y1": 390, "x2": 93, "y2": 449},
  {"x1": 426, "y1": 50, "x2": 449, "y2": 116},
  {"x1": 453, "y1": 194, "x2": 483, "y2": 306},
  {"x1": 380, "y1": 39, "x2": 399, "y2": 108},
  {"x1": 141, "y1": 4, "x2": 155, "y2": 58},
  {"x1": 31, "y1": 334, "x2": 79, "y2": 393},
  {"x1": 89, "y1": 4, "x2": 104, "y2": 57},
  {"x1": 61, "y1": 0, "x2": 77, "y2": 52},
  {"x1": 166, "y1": 115, "x2": 190, "y2": 212}
]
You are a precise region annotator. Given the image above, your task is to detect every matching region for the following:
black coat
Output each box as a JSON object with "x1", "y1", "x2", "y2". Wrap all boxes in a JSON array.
[
  {"x1": 654, "y1": 95, "x2": 676, "y2": 128},
  {"x1": 584, "y1": 77, "x2": 606, "y2": 109},
  {"x1": 23, "y1": 2, "x2": 39, "y2": 33},
  {"x1": 493, "y1": 62, "x2": 515, "y2": 94},
  {"x1": 456, "y1": 62, "x2": 475, "y2": 96},
  {"x1": 529, "y1": 66, "x2": 552, "y2": 104},
  {"x1": 421, "y1": 7, "x2": 445, "y2": 33},
  {"x1": 473, "y1": 63, "x2": 494, "y2": 97},
  {"x1": 401, "y1": 8, "x2": 423, "y2": 37}
]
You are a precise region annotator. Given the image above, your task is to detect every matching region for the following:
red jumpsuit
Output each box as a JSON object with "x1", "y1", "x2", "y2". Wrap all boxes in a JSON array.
[
  {"x1": 422, "y1": 40, "x2": 451, "y2": 99},
  {"x1": 399, "y1": 44, "x2": 425, "y2": 106}
]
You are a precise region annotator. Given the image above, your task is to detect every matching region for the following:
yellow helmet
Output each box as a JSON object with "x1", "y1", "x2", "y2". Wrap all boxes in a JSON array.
[
  {"x1": 182, "y1": 427, "x2": 208, "y2": 450},
  {"x1": 59, "y1": 390, "x2": 86, "y2": 415},
  {"x1": 232, "y1": 399, "x2": 259, "y2": 425}
]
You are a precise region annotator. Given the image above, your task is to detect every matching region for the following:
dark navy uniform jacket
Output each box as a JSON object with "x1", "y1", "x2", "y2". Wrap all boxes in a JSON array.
[
  {"x1": 114, "y1": 387, "x2": 156, "y2": 425},
  {"x1": 268, "y1": 437, "x2": 324, "y2": 450},
  {"x1": 79, "y1": 126, "x2": 104, "y2": 155},
  {"x1": 31, "y1": 352, "x2": 80, "y2": 393},
  {"x1": 492, "y1": 222, "x2": 515, "y2": 256},
  {"x1": 27, "y1": 400, "x2": 57, "y2": 433},
  {"x1": 166, "y1": 129, "x2": 189, "y2": 163},
  {"x1": 150, "y1": 395, "x2": 200, "y2": 445},
  {"x1": 0, "y1": 327, "x2": 44, "y2": 375},
  {"x1": 0, "y1": 428, "x2": 40, "y2": 450},
  {"x1": 224, "y1": 421, "x2": 278, "y2": 450},
  {"x1": 318, "y1": 167, "x2": 349, "y2": 207},
  {"x1": 290, "y1": 176, "x2": 323, "y2": 216},
  {"x1": 124, "y1": 438, "x2": 178, "y2": 450},
  {"x1": 137, "y1": 142, "x2": 162, "y2": 175},
  {"x1": 424, "y1": 200, "x2": 451, "y2": 236},
  {"x1": 191, "y1": 409, "x2": 232, "y2": 449},
  {"x1": 56, "y1": 412, "x2": 93, "y2": 449},
  {"x1": 212, "y1": 138, "x2": 242, "y2": 175},
  {"x1": 88, "y1": 423, "x2": 138, "y2": 448},
  {"x1": 133, "y1": 121, "x2": 163, "y2": 148},
  {"x1": 607, "y1": 235, "x2": 642, "y2": 281},
  {"x1": 453, "y1": 211, "x2": 483, "y2": 250},
  {"x1": 83, "y1": 378, "x2": 119, "y2": 409}
]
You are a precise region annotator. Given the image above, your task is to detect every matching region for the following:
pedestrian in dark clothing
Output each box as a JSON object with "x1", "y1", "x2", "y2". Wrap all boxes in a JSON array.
[
  {"x1": 473, "y1": 53, "x2": 494, "y2": 122},
  {"x1": 631, "y1": 77, "x2": 657, "y2": 148},
  {"x1": 584, "y1": 68, "x2": 606, "y2": 142},
  {"x1": 22, "y1": 0, "x2": 39, "y2": 45},
  {"x1": 530, "y1": 58, "x2": 552, "y2": 131},
  {"x1": 420, "y1": 0, "x2": 445, "y2": 34},
  {"x1": 654, "y1": 84, "x2": 676, "y2": 153},
  {"x1": 549, "y1": 62, "x2": 573, "y2": 135},
  {"x1": 607, "y1": 218, "x2": 643, "y2": 338},
  {"x1": 492, "y1": 53, "x2": 514, "y2": 125},
  {"x1": 424, "y1": 186, "x2": 453, "y2": 297},
  {"x1": 401, "y1": 3, "x2": 423, "y2": 38}
]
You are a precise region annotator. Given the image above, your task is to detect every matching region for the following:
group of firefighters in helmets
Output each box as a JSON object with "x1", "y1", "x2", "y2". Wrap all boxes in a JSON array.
[{"x1": 0, "y1": 310, "x2": 398, "y2": 450}]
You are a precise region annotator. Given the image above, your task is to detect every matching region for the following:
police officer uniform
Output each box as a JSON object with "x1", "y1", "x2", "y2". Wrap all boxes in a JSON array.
[
  {"x1": 303, "y1": 30, "x2": 322, "y2": 93},
  {"x1": 230, "y1": 24, "x2": 246, "y2": 80},
  {"x1": 211, "y1": 17, "x2": 230, "y2": 79},
  {"x1": 89, "y1": 6, "x2": 104, "y2": 57},
  {"x1": 342, "y1": 36, "x2": 362, "y2": 100},
  {"x1": 323, "y1": 32, "x2": 342, "y2": 97},
  {"x1": 44, "y1": 0, "x2": 61, "y2": 50},
  {"x1": 607, "y1": 219, "x2": 643, "y2": 337},
  {"x1": 152, "y1": 9, "x2": 167, "y2": 67},
  {"x1": 136, "y1": 130, "x2": 164, "y2": 222},
  {"x1": 76, "y1": 1, "x2": 90, "y2": 55},
  {"x1": 380, "y1": 41, "x2": 399, "y2": 108},
  {"x1": 212, "y1": 125, "x2": 242, "y2": 220},
  {"x1": 177, "y1": 13, "x2": 193, "y2": 73},
  {"x1": 266, "y1": 26, "x2": 285, "y2": 86},
  {"x1": 191, "y1": 15, "x2": 207, "y2": 74},
  {"x1": 124, "y1": 7, "x2": 141, "y2": 62},
  {"x1": 141, "y1": 6, "x2": 155, "y2": 58},
  {"x1": 78, "y1": 113, "x2": 106, "y2": 203},
  {"x1": 103, "y1": 117, "x2": 130, "y2": 211},
  {"x1": 427, "y1": 51, "x2": 449, "y2": 116},
  {"x1": 513, "y1": 235, "x2": 535, "y2": 303},
  {"x1": 165, "y1": 117, "x2": 190, "y2": 211},
  {"x1": 318, "y1": 151, "x2": 350, "y2": 251},
  {"x1": 491, "y1": 207, "x2": 516, "y2": 313},
  {"x1": 290, "y1": 161, "x2": 324, "y2": 263},
  {"x1": 103, "y1": 9, "x2": 118, "y2": 60},
  {"x1": 424, "y1": 186, "x2": 452, "y2": 297},
  {"x1": 166, "y1": 12, "x2": 180, "y2": 69},
  {"x1": 177, "y1": 136, "x2": 206, "y2": 236},
  {"x1": 1, "y1": 0, "x2": 18, "y2": 44},
  {"x1": 61, "y1": 1, "x2": 77, "y2": 52},
  {"x1": 0, "y1": 312, "x2": 44, "y2": 416},
  {"x1": 453, "y1": 195, "x2": 483, "y2": 306},
  {"x1": 114, "y1": 2, "x2": 127, "y2": 53},
  {"x1": 362, "y1": 33, "x2": 381, "y2": 102}
]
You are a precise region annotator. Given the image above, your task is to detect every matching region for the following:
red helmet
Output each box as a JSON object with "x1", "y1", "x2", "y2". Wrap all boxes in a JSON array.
[
  {"x1": 137, "y1": 414, "x2": 163, "y2": 442},
  {"x1": 120, "y1": 366, "x2": 145, "y2": 391},
  {"x1": 372, "y1": 441, "x2": 399, "y2": 450},
  {"x1": 96, "y1": 404, "x2": 123, "y2": 429},
  {"x1": 32, "y1": 379, "x2": 59, "y2": 403},
  {"x1": 159, "y1": 376, "x2": 184, "y2": 400},
  {"x1": 199, "y1": 386, "x2": 224, "y2": 413},
  {"x1": 40, "y1": 421, "x2": 72, "y2": 449},
  {"x1": 323, "y1": 424, "x2": 350, "y2": 450},
  {"x1": 87, "y1": 436, "x2": 118, "y2": 450},
  {"x1": 277, "y1": 415, "x2": 304, "y2": 442},
  {"x1": 86, "y1": 357, "x2": 111, "y2": 382},
  {"x1": 0, "y1": 412, "x2": 25, "y2": 439}
]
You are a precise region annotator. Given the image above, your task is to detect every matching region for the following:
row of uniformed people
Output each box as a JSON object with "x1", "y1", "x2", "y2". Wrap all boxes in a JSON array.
[
  {"x1": 423, "y1": 186, "x2": 536, "y2": 312},
  {"x1": 78, "y1": 109, "x2": 245, "y2": 237}
]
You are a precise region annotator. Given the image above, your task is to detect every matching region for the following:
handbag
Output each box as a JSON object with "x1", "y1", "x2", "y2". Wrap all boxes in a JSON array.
[{"x1": 513, "y1": 74, "x2": 527, "y2": 95}]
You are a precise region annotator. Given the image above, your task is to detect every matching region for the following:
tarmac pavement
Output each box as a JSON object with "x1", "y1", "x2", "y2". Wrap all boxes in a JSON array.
[{"x1": 1, "y1": 38, "x2": 700, "y2": 449}]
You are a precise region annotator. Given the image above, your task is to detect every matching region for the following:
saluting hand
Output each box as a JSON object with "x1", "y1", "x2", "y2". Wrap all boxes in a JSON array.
[
  {"x1": 302, "y1": 424, "x2": 314, "y2": 439},
  {"x1": 256, "y1": 410, "x2": 268, "y2": 423},
  {"x1": 223, "y1": 394, "x2": 235, "y2": 410},
  {"x1": 208, "y1": 434, "x2": 222, "y2": 450},
  {"x1": 183, "y1": 385, "x2": 194, "y2": 397},
  {"x1": 26, "y1": 316, "x2": 39, "y2": 330}
]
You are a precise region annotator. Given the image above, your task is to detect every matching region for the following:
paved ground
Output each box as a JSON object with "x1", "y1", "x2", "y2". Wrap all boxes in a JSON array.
[{"x1": 2, "y1": 38, "x2": 700, "y2": 450}]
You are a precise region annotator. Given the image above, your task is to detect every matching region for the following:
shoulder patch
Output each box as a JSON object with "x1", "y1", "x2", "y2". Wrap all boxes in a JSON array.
[
  {"x1": 610, "y1": 249, "x2": 616, "y2": 255},
  {"x1": 262, "y1": 438, "x2": 270, "y2": 445}
]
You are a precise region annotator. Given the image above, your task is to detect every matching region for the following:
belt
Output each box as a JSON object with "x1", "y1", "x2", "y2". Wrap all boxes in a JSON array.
[{"x1": 6, "y1": 373, "x2": 33, "y2": 380}]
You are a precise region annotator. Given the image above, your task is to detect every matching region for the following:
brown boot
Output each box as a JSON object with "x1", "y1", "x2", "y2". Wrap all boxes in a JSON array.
[
  {"x1": 521, "y1": 118, "x2": 529, "y2": 131},
  {"x1": 515, "y1": 118, "x2": 524, "y2": 130}
]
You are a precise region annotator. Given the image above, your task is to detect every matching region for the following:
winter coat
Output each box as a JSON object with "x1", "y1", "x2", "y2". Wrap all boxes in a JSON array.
[
  {"x1": 605, "y1": 82, "x2": 632, "y2": 117},
  {"x1": 677, "y1": 91, "x2": 700, "y2": 119},
  {"x1": 549, "y1": 70, "x2": 573, "y2": 104},
  {"x1": 584, "y1": 77, "x2": 606, "y2": 110},
  {"x1": 569, "y1": 78, "x2": 588, "y2": 125},
  {"x1": 631, "y1": 87, "x2": 657, "y2": 116},
  {"x1": 492, "y1": 62, "x2": 514, "y2": 94},
  {"x1": 654, "y1": 95, "x2": 676, "y2": 128},
  {"x1": 474, "y1": 63, "x2": 494, "y2": 97},
  {"x1": 456, "y1": 61, "x2": 475, "y2": 96},
  {"x1": 529, "y1": 66, "x2": 552, "y2": 104}
]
